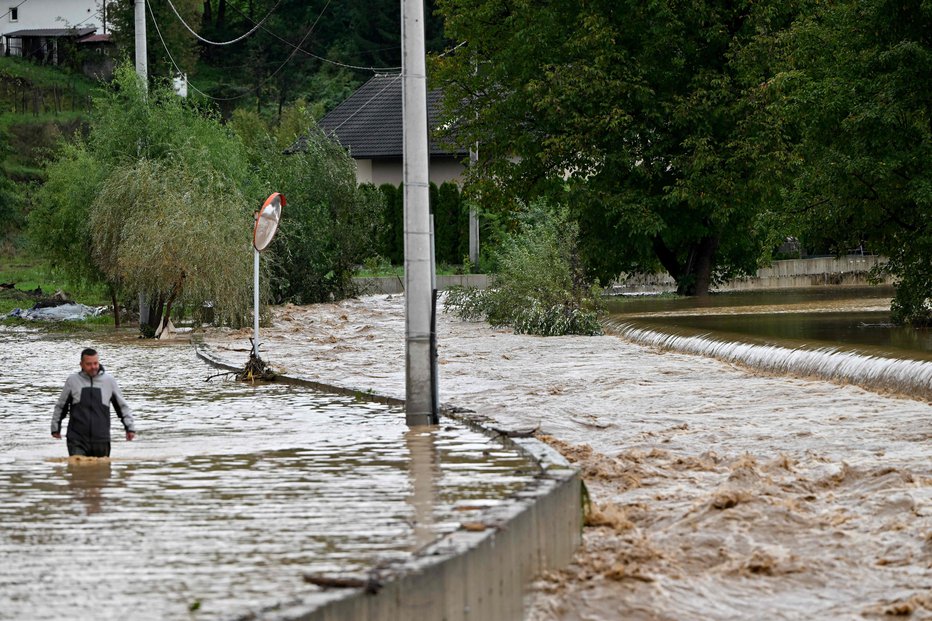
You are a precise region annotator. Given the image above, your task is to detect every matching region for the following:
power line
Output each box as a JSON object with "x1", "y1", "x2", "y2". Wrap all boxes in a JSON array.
[
  {"x1": 0, "y1": 0, "x2": 31, "y2": 23},
  {"x1": 149, "y1": 0, "x2": 334, "y2": 102},
  {"x1": 147, "y1": 0, "x2": 214, "y2": 99},
  {"x1": 225, "y1": 3, "x2": 467, "y2": 73},
  {"x1": 164, "y1": 0, "x2": 283, "y2": 46},
  {"x1": 224, "y1": 1, "x2": 400, "y2": 72},
  {"x1": 323, "y1": 73, "x2": 401, "y2": 138}
]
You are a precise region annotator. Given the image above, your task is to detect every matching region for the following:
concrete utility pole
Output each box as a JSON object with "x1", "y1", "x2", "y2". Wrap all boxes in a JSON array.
[
  {"x1": 468, "y1": 145, "x2": 479, "y2": 268},
  {"x1": 402, "y1": 0, "x2": 439, "y2": 425},
  {"x1": 134, "y1": 0, "x2": 146, "y2": 87},
  {"x1": 135, "y1": 0, "x2": 149, "y2": 327}
]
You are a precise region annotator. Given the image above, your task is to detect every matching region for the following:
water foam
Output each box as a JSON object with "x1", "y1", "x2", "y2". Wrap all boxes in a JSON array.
[{"x1": 607, "y1": 322, "x2": 932, "y2": 402}]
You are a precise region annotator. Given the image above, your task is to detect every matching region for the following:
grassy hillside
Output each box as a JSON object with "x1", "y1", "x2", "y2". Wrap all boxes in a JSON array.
[{"x1": 0, "y1": 57, "x2": 101, "y2": 177}]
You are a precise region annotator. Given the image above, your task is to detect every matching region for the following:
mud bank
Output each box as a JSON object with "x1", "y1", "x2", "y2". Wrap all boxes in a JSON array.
[{"x1": 202, "y1": 295, "x2": 931, "y2": 620}]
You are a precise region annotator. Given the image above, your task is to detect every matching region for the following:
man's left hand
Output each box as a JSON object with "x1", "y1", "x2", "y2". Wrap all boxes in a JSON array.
[{"x1": 126, "y1": 431, "x2": 136, "y2": 441}]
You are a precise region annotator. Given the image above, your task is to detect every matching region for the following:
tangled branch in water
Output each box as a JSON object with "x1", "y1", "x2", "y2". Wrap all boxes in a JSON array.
[{"x1": 237, "y1": 352, "x2": 277, "y2": 382}]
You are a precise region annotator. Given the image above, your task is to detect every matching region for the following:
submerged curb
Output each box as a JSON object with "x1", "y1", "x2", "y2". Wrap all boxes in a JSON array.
[{"x1": 194, "y1": 344, "x2": 582, "y2": 621}]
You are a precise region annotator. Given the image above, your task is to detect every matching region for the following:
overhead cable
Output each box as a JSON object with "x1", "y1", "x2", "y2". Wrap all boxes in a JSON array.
[
  {"x1": 224, "y1": 0, "x2": 399, "y2": 72},
  {"x1": 164, "y1": 0, "x2": 283, "y2": 46},
  {"x1": 150, "y1": 0, "x2": 333, "y2": 102}
]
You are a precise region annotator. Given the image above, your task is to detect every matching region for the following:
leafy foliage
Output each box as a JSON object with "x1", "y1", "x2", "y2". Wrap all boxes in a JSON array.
[
  {"x1": 233, "y1": 104, "x2": 383, "y2": 304},
  {"x1": 91, "y1": 158, "x2": 253, "y2": 326},
  {"x1": 766, "y1": 0, "x2": 932, "y2": 325},
  {"x1": 444, "y1": 201, "x2": 603, "y2": 336},
  {"x1": 30, "y1": 64, "x2": 254, "y2": 330},
  {"x1": 433, "y1": 0, "x2": 801, "y2": 295}
]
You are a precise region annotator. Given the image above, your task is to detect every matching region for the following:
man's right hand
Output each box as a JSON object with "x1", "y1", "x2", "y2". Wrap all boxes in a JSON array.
[{"x1": 51, "y1": 433, "x2": 61, "y2": 439}]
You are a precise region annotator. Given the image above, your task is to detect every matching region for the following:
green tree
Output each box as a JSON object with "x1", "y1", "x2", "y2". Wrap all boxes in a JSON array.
[
  {"x1": 91, "y1": 158, "x2": 253, "y2": 331},
  {"x1": 110, "y1": 0, "x2": 202, "y2": 83},
  {"x1": 377, "y1": 183, "x2": 404, "y2": 264},
  {"x1": 766, "y1": 0, "x2": 932, "y2": 325},
  {"x1": 232, "y1": 104, "x2": 383, "y2": 303},
  {"x1": 434, "y1": 181, "x2": 462, "y2": 265},
  {"x1": 433, "y1": 0, "x2": 799, "y2": 295},
  {"x1": 30, "y1": 64, "x2": 255, "y2": 332}
]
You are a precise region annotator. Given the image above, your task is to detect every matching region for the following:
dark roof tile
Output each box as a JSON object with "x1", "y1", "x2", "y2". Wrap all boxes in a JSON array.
[{"x1": 317, "y1": 73, "x2": 466, "y2": 159}]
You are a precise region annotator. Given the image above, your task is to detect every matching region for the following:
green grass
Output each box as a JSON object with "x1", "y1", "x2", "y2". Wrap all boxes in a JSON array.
[{"x1": 0, "y1": 57, "x2": 102, "y2": 98}]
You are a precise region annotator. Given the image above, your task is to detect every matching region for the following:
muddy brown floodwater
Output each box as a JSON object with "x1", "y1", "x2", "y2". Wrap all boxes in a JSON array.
[
  {"x1": 0, "y1": 328, "x2": 539, "y2": 621},
  {"x1": 200, "y1": 293, "x2": 931, "y2": 620}
]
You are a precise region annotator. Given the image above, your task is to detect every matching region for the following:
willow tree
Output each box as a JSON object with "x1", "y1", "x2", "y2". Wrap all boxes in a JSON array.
[
  {"x1": 31, "y1": 64, "x2": 256, "y2": 334},
  {"x1": 91, "y1": 160, "x2": 253, "y2": 334},
  {"x1": 433, "y1": 0, "x2": 801, "y2": 295}
]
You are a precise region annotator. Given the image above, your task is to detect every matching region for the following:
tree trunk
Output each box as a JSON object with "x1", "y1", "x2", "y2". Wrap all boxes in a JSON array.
[
  {"x1": 690, "y1": 235, "x2": 720, "y2": 297},
  {"x1": 202, "y1": 0, "x2": 213, "y2": 28},
  {"x1": 652, "y1": 234, "x2": 720, "y2": 297},
  {"x1": 217, "y1": 0, "x2": 226, "y2": 29},
  {"x1": 652, "y1": 235, "x2": 682, "y2": 284},
  {"x1": 109, "y1": 285, "x2": 121, "y2": 328},
  {"x1": 160, "y1": 274, "x2": 186, "y2": 335},
  {"x1": 142, "y1": 294, "x2": 166, "y2": 338}
]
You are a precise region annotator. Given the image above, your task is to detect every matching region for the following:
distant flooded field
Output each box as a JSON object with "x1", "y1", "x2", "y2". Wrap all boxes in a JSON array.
[{"x1": 0, "y1": 329, "x2": 537, "y2": 621}]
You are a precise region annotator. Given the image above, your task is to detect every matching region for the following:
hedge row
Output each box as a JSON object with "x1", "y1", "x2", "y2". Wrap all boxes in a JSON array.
[{"x1": 378, "y1": 182, "x2": 471, "y2": 266}]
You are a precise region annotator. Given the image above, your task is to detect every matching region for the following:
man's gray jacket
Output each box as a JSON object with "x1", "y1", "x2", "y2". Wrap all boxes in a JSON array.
[{"x1": 51, "y1": 366, "x2": 135, "y2": 442}]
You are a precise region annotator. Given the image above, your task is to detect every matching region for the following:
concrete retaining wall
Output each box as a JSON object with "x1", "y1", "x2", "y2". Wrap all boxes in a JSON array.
[
  {"x1": 354, "y1": 274, "x2": 490, "y2": 295},
  {"x1": 609, "y1": 255, "x2": 893, "y2": 294},
  {"x1": 359, "y1": 256, "x2": 891, "y2": 296},
  {"x1": 195, "y1": 346, "x2": 582, "y2": 621}
]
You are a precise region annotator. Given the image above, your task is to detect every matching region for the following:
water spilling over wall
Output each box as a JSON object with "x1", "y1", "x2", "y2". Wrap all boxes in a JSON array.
[{"x1": 607, "y1": 322, "x2": 932, "y2": 402}]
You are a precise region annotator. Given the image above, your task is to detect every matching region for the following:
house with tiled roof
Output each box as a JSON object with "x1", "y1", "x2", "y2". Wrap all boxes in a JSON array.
[{"x1": 310, "y1": 73, "x2": 469, "y2": 186}]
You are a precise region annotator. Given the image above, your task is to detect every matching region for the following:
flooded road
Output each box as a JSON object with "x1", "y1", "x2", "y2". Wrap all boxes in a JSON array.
[
  {"x1": 203, "y1": 296, "x2": 931, "y2": 620},
  {"x1": 0, "y1": 328, "x2": 538, "y2": 620}
]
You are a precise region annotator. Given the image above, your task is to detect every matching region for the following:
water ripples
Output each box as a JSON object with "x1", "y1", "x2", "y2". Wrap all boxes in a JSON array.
[{"x1": 0, "y1": 330, "x2": 537, "y2": 620}]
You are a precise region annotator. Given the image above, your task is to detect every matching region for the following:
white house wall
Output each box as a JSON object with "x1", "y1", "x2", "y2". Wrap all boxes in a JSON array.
[
  {"x1": 355, "y1": 159, "x2": 374, "y2": 185},
  {"x1": 2, "y1": 0, "x2": 103, "y2": 53},
  {"x1": 363, "y1": 158, "x2": 466, "y2": 187}
]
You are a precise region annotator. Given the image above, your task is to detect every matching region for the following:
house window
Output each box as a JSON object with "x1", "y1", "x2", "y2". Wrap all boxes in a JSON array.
[{"x1": 9, "y1": 7, "x2": 17, "y2": 21}]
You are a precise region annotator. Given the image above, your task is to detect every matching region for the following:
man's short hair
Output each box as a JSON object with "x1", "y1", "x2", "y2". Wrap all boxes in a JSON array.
[{"x1": 81, "y1": 348, "x2": 98, "y2": 360}]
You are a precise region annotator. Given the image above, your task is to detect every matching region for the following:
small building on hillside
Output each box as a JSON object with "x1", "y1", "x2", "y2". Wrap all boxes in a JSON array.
[
  {"x1": 1, "y1": 0, "x2": 104, "y2": 52},
  {"x1": 2, "y1": 0, "x2": 109, "y2": 71},
  {"x1": 306, "y1": 73, "x2": 469, "y2": 186}
]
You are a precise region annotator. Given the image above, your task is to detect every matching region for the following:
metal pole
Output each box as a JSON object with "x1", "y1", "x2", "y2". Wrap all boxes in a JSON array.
[
  {"x1": 402, "y1": 0, "x2": 438, "y2": 426},
  {"x1": 253, "y1": 247, "x2": 260, "y2": 358}
]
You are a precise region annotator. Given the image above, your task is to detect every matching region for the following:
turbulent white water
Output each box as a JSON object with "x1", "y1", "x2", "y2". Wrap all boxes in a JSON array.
[
  {"x1": 199, "y1": 295, "x2": 931, "y2": 621},
  {"x1": 608, "y1": 322, "x2": 932, "y2": 402}
]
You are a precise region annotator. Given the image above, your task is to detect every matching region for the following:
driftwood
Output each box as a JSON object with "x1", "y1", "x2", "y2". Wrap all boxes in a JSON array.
[
  {"x1": 302, "y1": 573, "x2": 382, "y2": 595},
  {"x1": 236, "y1": 346, "x2": 277, "y2": 382},
  {"x1": 489, "y1": 424, "x2": 540, "y2": 438}
]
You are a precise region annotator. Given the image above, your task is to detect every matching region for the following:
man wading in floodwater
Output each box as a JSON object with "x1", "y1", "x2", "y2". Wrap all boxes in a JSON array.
[{"x1": 51, "y1": 348, "x2": 135, "y2": 457}]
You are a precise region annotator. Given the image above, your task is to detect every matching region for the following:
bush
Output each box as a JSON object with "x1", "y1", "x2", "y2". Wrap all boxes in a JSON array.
[
  {"x1": 243, "y1": 113, "x2": 384, "y2": 304},
  {"x1": 444, "y1": 200, "x2": 603, "y2": 336}
]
